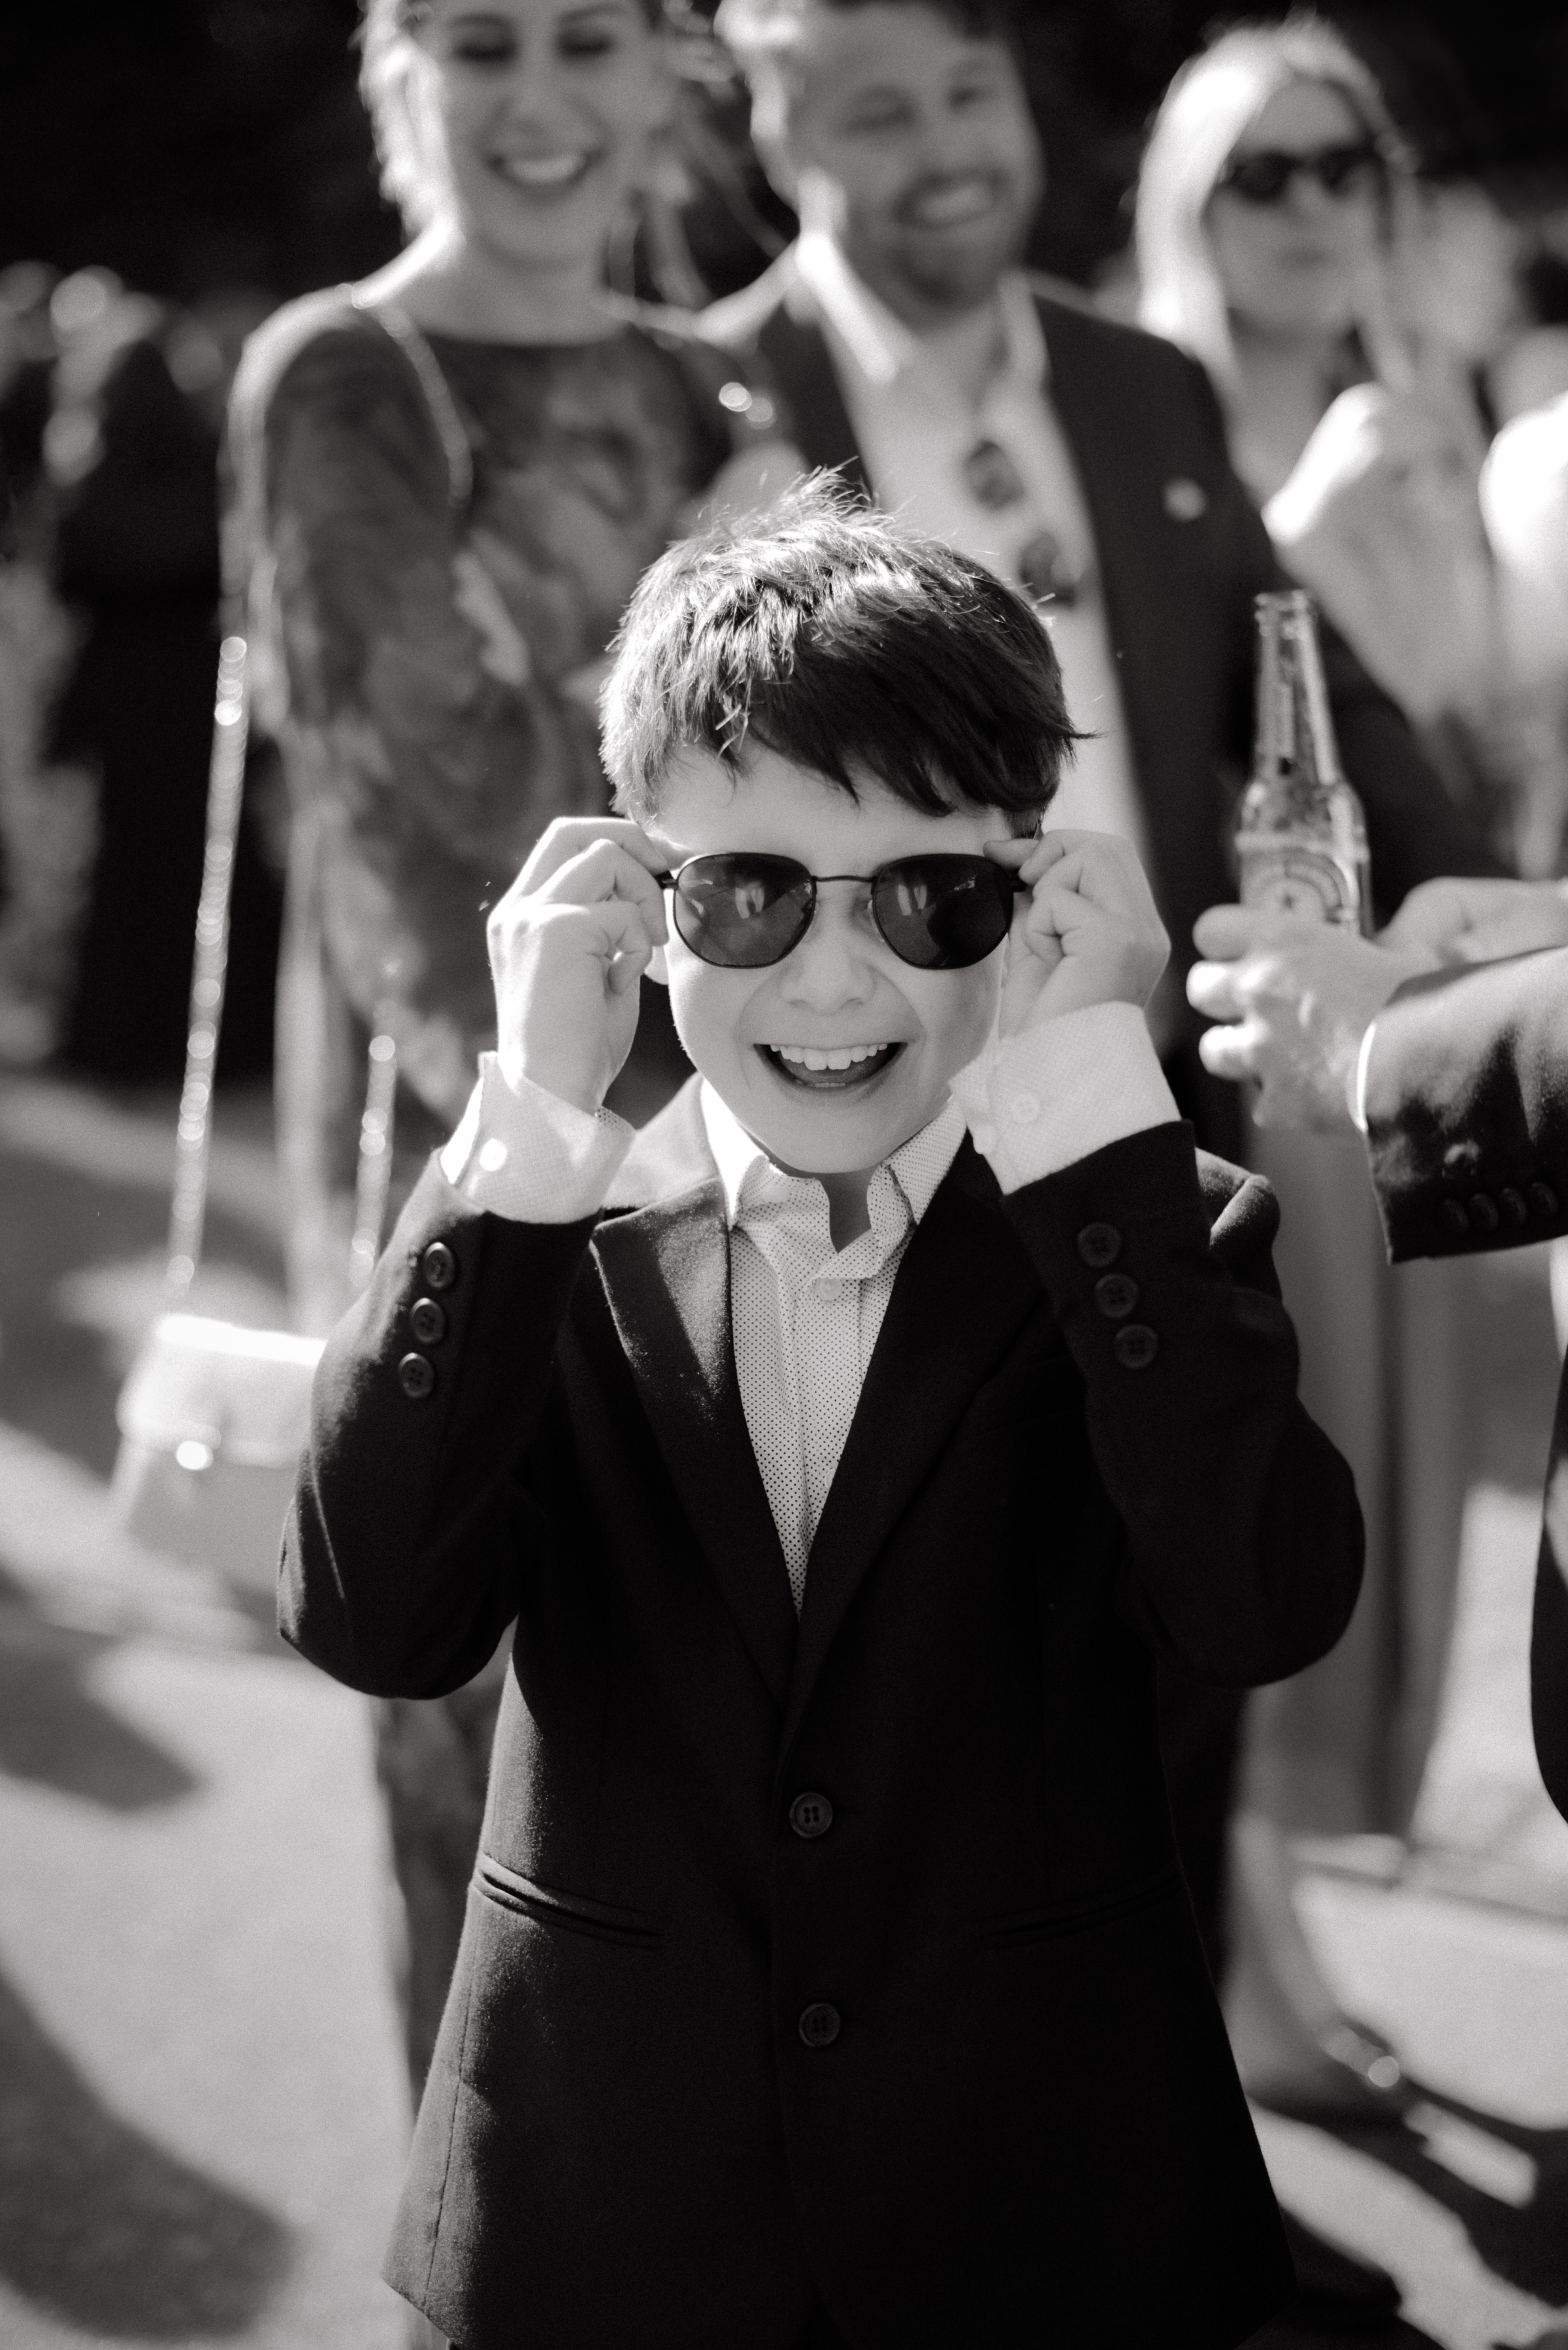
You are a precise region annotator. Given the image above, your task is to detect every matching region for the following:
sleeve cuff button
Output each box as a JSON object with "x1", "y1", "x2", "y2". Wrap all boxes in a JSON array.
[
  {"x1": 1113, "y1": 1324, "x2": 1158, "y2": 1370},
  {"x1": 398, "y1": 1353, "x2": 436, "y2": 1399},
  {"x1": 410, "y1": 1298, "x2": 447, "y2": 1345},
  {"x1": 421, "y1": 1241, "x2": 457, "y2": 1291},
  {"x1": 1095, "y1": 1273, "x2": 1139, "y2": 1319},
  {"x1": 1007, "y1": 1090, "x2": 1041, "y2": 1126},
  {"x1": 1077, "y1": 1222, "x2": 1122, "y2": 1268},
  {"x1": 1531, "y1": 1182, "x2": 1560, "y2": 1219}
]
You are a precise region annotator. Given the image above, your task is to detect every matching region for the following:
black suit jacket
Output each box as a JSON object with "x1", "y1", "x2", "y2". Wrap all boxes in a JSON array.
[
  {"x1": 284, "y1": 1083, "x2": 1362, "y2": 2347},
  {"x1": 1364, "y1": 946, "x2": 1568, "y2": 1821},
  {"x1": 703, "y1": 260, "x2": 1502, "y2": 1161}
]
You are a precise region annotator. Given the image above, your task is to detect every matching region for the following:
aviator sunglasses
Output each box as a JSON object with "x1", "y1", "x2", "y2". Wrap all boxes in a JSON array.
[
  {"x1": 1218, "y1": 141, "x2": 1384, "y2": 206},
  {"x1": 656, "y1": 852, "x2": 1028, "y2": 971}
]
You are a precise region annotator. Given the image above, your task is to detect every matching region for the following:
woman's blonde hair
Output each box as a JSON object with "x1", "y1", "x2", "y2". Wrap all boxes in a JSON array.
[
  {"x1": 357, "y1": 0, "x2": 668, "y2": 233},
  {"x1": 359, "y1": 1, "x2": 443, "y2": 230},
  {"x1": 1134, "y1": 13, "x2": 1411, "y2": 399}
]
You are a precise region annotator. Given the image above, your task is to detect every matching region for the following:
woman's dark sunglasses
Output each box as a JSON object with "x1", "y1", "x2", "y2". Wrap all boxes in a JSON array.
[
  {"x1": 1219, "y1": 142, "x2": 1384, "y2": 206},
  {"x1": 657, "y1": 853, "x2": 1026, "y2": 971}
]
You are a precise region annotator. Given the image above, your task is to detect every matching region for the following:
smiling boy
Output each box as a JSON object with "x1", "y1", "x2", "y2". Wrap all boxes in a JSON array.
[{"x1": 284, "y1": 487, "x2": 1362, "y2": 2348}]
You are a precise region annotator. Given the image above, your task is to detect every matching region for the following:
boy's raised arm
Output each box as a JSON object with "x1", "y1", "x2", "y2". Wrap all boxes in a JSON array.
[
  {"x1": 281, "y1": 818, "x2": 668, "y2": 1695},
  {"x1": 953, "y1": 831, "x2": 1364, "y2": 1687}
]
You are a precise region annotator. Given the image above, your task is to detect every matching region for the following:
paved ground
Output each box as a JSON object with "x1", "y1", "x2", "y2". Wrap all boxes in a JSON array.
[{"x1": 0, "y1": 1073, "x2": 1565, "y2": 2349}]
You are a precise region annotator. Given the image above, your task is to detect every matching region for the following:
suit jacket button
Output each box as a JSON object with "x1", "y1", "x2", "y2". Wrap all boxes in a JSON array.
[
  {"x1": 799, "y1": 2002, "x2": 840, "y2": 2048},
  {"x1": 1113, "y1": 1324, "x2": 1158, "y2": 1370},
  {"x1": 398, "y1": 1352, "x2": 436, "y2": 1399},
  {"x1": 789, "y1": 1792, "x2": 833, "y2": 1840},
  {"x1": 421, "y1": 1241, "x2": 457, "y2": 1291},
  {"x1": 1077, "y1": 1221, "x2": 1122, "y2": 1269},
  {"x1": 410, "y1": 1297, "x2": 448, "y2": 1345},
  {"x1": 1164, "y1": 475, "x2": 1208, "y2": 521},
  {"x1": 1441, "y1": 1199, "x2": 1469, "y2": 1236},
  {"x1": 1498, "y1": 1187, "x2": 1528, "y2": 1227},
  {"x1": 1468, "y1": 1193, "x2": 1499, "y2": 1233},
  {"x1": 1095, "y1": 1272, "x2": 1139, "y2": 1319},
  {"x1": 1531, "y1": 1182, "x2": 1561, "y2": 1219}
]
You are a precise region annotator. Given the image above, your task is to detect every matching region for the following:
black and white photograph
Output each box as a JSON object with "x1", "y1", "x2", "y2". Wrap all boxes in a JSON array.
[{"x1": 2, "y1": 1, "x2": 1568, "y2": 2343}]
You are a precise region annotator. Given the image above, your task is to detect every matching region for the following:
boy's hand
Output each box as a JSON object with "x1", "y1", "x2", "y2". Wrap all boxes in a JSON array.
[
  {"x1": 487, "y1": 818, "x2": 667, "y2": 1115},
  {"x1": 987, "y1": 831, "x2": 1169, "y2": 1037}
]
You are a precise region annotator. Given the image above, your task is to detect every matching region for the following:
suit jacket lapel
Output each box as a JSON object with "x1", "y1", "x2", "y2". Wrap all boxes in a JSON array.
[
  {"x1": 781, "y1": 1145, "x2": 1041, "y2": 1757},
  {"x1": 757, "y1": 306, "x2": 872, "y2": 500},
  {"x1": 593, "y1": 1094, "x2": 796, "y2": 1712},
  {"x1": 1038, "y1": 297, "x2": 1233, "y2": 952}
]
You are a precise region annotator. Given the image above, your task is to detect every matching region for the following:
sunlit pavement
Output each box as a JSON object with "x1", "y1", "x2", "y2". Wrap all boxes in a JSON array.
[{"x1": 0, "y1": 1076, "x2": 1565, "y2": 2349}]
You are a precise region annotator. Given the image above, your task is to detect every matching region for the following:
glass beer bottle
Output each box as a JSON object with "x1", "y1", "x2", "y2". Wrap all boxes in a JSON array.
[{"x1": 1236, "y1": 589, "x2": 1371, "y2": 934}]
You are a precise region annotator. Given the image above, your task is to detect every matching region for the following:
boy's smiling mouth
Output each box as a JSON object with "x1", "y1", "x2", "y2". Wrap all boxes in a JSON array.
[{"x1": 758, "y1": 1042, "x2": 905, "y2": 1091}]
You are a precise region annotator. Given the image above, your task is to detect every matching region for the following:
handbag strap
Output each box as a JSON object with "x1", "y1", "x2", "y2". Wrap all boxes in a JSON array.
[{"x1": 165, "y1": 636, "x2": 399, "y2": 1303}]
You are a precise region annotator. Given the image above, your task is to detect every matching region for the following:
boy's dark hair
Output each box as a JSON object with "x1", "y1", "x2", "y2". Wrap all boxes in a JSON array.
[{"x1": 602, "y1": 478, "x2": 1079, "y2": 831}]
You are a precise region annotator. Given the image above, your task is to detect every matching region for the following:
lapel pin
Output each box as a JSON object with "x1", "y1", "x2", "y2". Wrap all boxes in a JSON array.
[{"x1": 1163, "y1": 476, "x2": 1208, "y2": 521}]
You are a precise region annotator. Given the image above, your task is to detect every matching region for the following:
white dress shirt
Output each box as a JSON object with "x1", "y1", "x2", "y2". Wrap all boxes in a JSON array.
[
  {"x1": 440, "y1": 1006, "x2": 1179, "y2": 1608},
  {"x1": 789, "y1": 235, "x2": 1148, "y2": 862}
]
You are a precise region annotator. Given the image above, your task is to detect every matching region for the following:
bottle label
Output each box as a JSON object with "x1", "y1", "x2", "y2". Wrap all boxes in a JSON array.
[{"x1": 1238, "y1": 844, "x2": 1360, "y2": 925}]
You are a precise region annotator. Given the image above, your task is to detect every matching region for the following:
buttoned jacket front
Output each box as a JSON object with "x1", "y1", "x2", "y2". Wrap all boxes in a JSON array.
[{"x1": 284, "y1": 1082, "x2": 1362, "y2": 2349}]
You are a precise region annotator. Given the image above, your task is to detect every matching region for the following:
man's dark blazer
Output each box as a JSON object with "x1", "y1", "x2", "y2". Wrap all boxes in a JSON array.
[
  {"x1": 702, "y1": 256, "x2": 1502, "y2": 1165},
  {"x1": 1364, "y1": 945, "x2": 1568, "y2": 1822},
  {"x1": 284, "y1": 1080, "x2": 1362, "y2": 2347}
]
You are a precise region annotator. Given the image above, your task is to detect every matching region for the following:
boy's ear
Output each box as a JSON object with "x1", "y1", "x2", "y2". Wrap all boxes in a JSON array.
[{"x1": 647, "y1": 942, "x2": 670, "y2": 985}]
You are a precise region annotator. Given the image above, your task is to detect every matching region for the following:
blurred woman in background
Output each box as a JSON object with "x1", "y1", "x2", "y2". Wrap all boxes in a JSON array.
[
  {"x1": 1134, "y1": 14, "x2": 1492, "y2": 2122},
  {"x1": 229, "y1": 0, "x2": 737, "y2": 2145},
  {"x1": 1139, "y1": 14, "x2": 1502, "y2": 809}
]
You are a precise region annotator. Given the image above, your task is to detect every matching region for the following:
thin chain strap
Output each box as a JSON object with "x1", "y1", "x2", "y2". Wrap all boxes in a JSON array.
[
  {"x1": 348, "y1": 1020, "x2": 399, "y2": 1294},
  {"x1": 167, "y1": 636, "x2": 248, "y2": 1299},
  {"x1": 165, "y1": 635, "x2": 399, "y2": 1302}
]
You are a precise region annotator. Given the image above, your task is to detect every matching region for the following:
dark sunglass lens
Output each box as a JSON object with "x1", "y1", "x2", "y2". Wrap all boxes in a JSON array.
[
  {"x1": 672, "y1": 855, "x2": 813, "y2": 967},
  {"x1": 1318, "y1": 143, "x2": 1377, "y2": 194},
  {"x1": 1226, "y1": 151, "x2": 1295, "y2": 204},
  {"x1": 873, "y1": 857, "x2": 1015, "y2": 970}
]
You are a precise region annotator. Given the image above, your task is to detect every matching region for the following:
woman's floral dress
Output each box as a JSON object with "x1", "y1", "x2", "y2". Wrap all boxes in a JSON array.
[{"x1": 233, "y1": 290, "x2": 730, "y2": 1327}]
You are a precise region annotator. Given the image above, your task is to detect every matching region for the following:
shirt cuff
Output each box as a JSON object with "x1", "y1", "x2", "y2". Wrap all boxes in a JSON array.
[
  {"x1": 949, "y1": 1002, "x2": 1181, "y2": 1193},
  {"x1": 438, "y1": 1053, "x2": 634, "y2": 1222},
  {"x1": 1352, "y1": 1017, "x2": 1377, "y2": 1134}
]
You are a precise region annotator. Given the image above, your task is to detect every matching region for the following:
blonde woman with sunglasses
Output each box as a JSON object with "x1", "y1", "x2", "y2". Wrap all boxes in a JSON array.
[{"x1": 1133, "y1": 13, "x2": 1503, "y2": 2147}]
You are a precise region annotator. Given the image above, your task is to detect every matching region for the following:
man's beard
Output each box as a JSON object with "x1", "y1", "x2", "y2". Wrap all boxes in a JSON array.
[
  {"x1": 894, "y1": 225, "x2": 1021, "y2": 312},
  {"x1": 847, "y1": 174, "x2": 1037, "y2": 322}
]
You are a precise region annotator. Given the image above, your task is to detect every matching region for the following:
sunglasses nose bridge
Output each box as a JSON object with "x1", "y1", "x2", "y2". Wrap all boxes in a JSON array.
[{"x1": 774, "y1": 879, "x2": 885, "y2": 1001}]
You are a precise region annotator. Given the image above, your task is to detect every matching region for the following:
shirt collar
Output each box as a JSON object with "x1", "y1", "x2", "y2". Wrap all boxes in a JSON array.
[
  {"x1": 699, "y1": 1078, "x2": 966, "y2": 1240},
  {"x1": 792, "y1": 232, "x2": 1047, "y2": 401}
]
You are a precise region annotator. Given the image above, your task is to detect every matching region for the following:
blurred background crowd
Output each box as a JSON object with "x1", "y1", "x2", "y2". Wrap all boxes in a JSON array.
[
  {"x1": 4, "y1": 3, "x2": 1568, "y2": 2345},
  {"x1": 3, "y1": 0, "x2": 1568, "y2": 1084}
]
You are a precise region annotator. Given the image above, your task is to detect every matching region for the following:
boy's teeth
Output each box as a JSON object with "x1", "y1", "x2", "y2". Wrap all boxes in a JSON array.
[{"x1": 776, "y1": 1043, "x2": 887, "y2": 1071}]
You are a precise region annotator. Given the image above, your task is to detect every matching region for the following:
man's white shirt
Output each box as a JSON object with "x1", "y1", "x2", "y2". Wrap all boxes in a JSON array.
[
  {"x1": 789, "y1": 234, "x2": 1148, "y2": 864},
  {"x1": 440, "y1": 1006, "x2": 1179, "y2": 1606}
]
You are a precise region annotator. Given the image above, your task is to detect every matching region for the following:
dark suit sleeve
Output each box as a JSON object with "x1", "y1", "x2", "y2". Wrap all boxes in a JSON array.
[
  {"x1": 1363, "y1": 946, "x2": 1568, "y2": 1263},
  {"x1": 1362, "y1": 945, "x2": 1568, "y2": 1827},
  {"x1": 280, "y1": 1156, "x2": 596, "y2": 1697},
  {"x1": 1175, "y1": 348, "x2": 1505, "y2": 913},
  {"x1": 1002, "y1": 1121, "x2": 1364, "y2": 1686}
]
